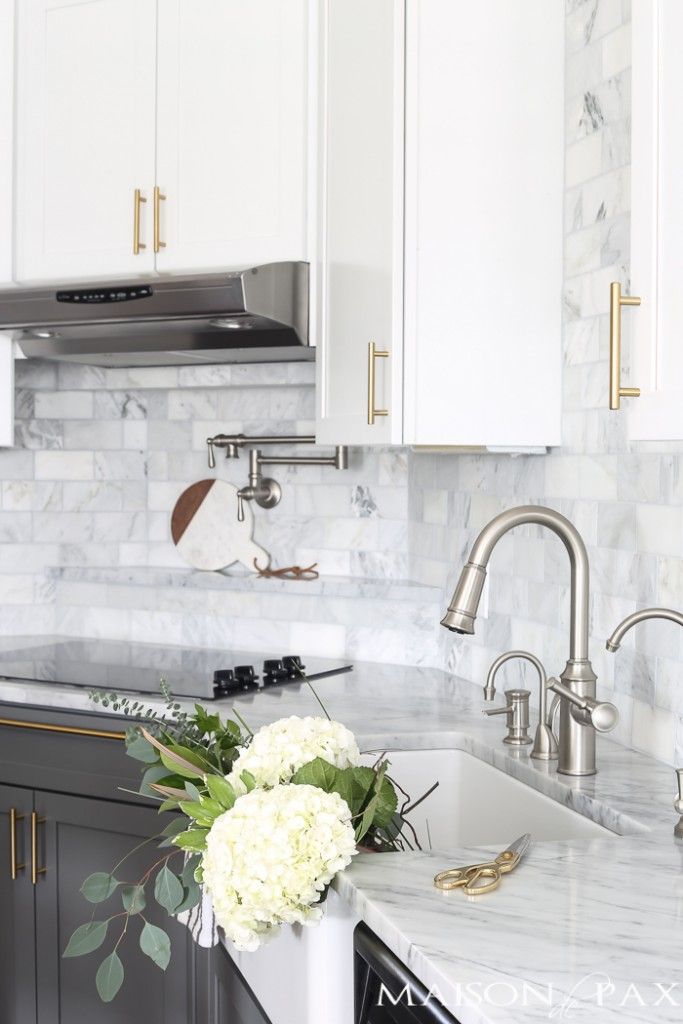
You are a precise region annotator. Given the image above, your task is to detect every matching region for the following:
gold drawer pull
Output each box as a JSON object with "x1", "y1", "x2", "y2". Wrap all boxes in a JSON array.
[
  {"x1": 9, "y1": 808, "x2": 25, "y2": 881},
  {"x1": 31, "y1": 812, "x2": 46, "y2": 885},
  {"x1": 0, "y1": 717, "x2": 125, "y2": 741},
  {"x1": 133, "y1": 188, "x2": 147, "y2": 255},
  {"x1": 609, "y1": 282, "x2": 641, "y2": 410},
  {"x1": 367, "y1": 341, "x2": 389, "y2": 425},
  {"x1": 154, "y1": 185, "x2": 167, "y2": 253}
]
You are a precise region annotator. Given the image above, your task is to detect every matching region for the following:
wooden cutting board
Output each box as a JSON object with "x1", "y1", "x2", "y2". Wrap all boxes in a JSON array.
[{"x1": 171, "y1": 479, "x2": 270, "y2": 572}]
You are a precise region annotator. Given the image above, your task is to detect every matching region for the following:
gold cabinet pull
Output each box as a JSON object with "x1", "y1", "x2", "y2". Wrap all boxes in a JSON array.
[
  {"x1": 133, "y1": 189, "x2": 147, "y2": 255},
  {"x1": 0, "y1": 717, "x2": 125, "y2": 741},
  {"x1": 31, "y1": 812, "x2": 46, "y2": 885},
  {"x1": 609, "y1": 282, "x2": 641, "y2": 410},
  {"x1": 154, "y1": 185, "x2": 167, "y2": 253},
  {"x1": 367, "y1": 341, "x2": 389, "y2": 425},
  {"x1": 9, "y1": 808, "x2": 25, "y2": 881}
]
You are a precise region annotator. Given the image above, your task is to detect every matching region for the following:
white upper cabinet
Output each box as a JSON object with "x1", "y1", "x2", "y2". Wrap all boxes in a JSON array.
[
  {"x1": 15, "y1": 0, "x2": 158, "y2": 283},
  {"x1": 314, "y1": 0, "x2": 405, "y2": 446},
  {"x1": 13, "y1": 0, "x2": 309, "y2": 284},
  {"x1": 316, "y1": 0, "x2": 563, "y2": 448},
  {"x1": 629, "y1": 0, "x2": 683, "y2": 440},
  {"x1": 0, "y1": 332, "x2": 14, "y2": 446},
  {"x1": 0, "y1": 0, "x2": 14, "y2": 286},
  {"x1": 155, "y1": 0, "x2": 309, "y2": 274}
]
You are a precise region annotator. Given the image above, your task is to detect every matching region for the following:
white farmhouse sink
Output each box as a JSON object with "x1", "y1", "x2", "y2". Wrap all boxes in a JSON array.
[
  {"x1": 226, "y1": 746, "x2": 616, "y2": 1024},
  {"x1": 369, "y1": 746, "x2": 614, "y2": 847}
]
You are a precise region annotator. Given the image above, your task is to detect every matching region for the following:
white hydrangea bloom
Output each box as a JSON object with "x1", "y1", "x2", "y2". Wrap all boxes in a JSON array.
[
  {"x1": 228, "y1": 716, "x2": 361, "y2": 791},
  {"x1": 202, "y1": 784, "x2": 357, "y2": 951}
]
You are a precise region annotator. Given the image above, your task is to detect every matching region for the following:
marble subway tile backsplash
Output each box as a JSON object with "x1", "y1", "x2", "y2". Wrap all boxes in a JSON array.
[{"x1": 1, "y1": 2, "x2": 682, "y2": 770}]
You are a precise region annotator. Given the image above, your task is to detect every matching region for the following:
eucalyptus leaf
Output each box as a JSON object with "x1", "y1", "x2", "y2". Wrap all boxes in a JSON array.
[
  {"x1": 80, "y1": 872, "x2": 119, "y2": 904},
  {"x1": 96, "y1": 951, "x2": 124, "y2": 1002},
  {"x1": 174, "y1": 881, "x2": 202, "y2": 915},
  {"x1": 125, "y1": 733, "x2": 158, "y2": 763},
  {"x1": 140, "y1": 765, "x2": 173, "y2": 798},
  {"x1": 181, "y1": 854, "x2": 201, "y2": 887},
  {"x1": 140, "y1": 922, "x2": 171, "y2": 970},
  {"x1": 63, "y1": 920, "x2": 108, "y2": 958},
  {"x1": 184, "y1": 781, "x2": 202, "y2": 803},
  {"x1": 122, "y1": 884, "x2": 146, "y2": 915},
  {"x1": 154, "y1": 864, "x2": 184, "y2": 914}
]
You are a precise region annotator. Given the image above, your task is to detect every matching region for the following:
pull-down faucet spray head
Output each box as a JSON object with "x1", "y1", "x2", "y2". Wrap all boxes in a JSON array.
[{"x1": 440, "y1": 562, "x2": 487, "y2": 634}]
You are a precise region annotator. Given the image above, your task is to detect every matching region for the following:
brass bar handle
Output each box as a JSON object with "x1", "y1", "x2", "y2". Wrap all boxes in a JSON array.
[
  {"x1": 9, "y1": 808, "x2": 25, "y2": 881},
  {"x1": 609, "y1": 282, "x2": 641, "y2": 410},
  {"x1": 367, "y1": 341, "x2": 389, "y2": 425},
  {"x1": 0, "y1": 717, "x2": 125, "y2": 740},
  {"x1": 133, "y1": 189, "x2": 147, "y2": 255},
  {"x1": 154, "y1": 185, "x2": 167, "y2": 253},
  {"x1": 31, "y1": 812, "x2": 46, "y2": 885}
]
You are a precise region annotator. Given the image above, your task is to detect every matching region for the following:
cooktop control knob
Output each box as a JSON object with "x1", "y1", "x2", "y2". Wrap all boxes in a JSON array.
[
  {"x1": 263, "y1": 659, "x2": 288, "y2": 686},
  {"x1": 283, "y1": 655, "x2": 305, "y2": 680},
  {"x1": 213, "y1": 669, "x2": 238, "y2": 696},
  {"x1": 234, "y1": 665, "x2": 259, "y2": 690}
]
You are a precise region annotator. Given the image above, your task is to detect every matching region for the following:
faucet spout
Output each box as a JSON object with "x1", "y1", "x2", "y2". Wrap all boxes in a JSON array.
[
  {"x1": 442, "y1": 505, "x2": 591, "y2": 662},
  {"x1": 606, "y1": 607, "x2": 683, "y2": 652}
]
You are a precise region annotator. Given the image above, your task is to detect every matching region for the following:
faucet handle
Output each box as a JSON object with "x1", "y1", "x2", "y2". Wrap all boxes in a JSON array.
[
  {"x1": 674, "y1": 769, "x2": 683, "y2": 839},
  {"x1": 482, "y1": 689, "x2": 532, "y2": 747},
  {"x1": 547, "y1": 679, "x2": 619, "y2": 734}
]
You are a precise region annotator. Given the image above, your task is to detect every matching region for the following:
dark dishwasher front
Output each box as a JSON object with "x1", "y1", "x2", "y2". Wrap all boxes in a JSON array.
[{"x1": 354, "y1": 923, "x2": 459, "y2": 1024}]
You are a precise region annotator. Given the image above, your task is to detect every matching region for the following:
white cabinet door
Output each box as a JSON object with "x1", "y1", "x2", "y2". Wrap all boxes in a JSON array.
[
  {"x1": 315, "y1": 0, "x2": 405, "y2": 446},
  {"x1": 155, "y1": 0, "x2": 309, "y2": 274},
  {"x1": 0, "y1": 333, "x2": 14, "y2": 447},
  {"x1": 15, "y1": 0, "x2": 157, "y2": 283},
  {"x1": 630, "y1": 0, "x2": 683, "y2": 440},
  {"x1": 0, "y1": 0, "x2": 14, "y2": 286},
  {"x1": 402, "y1": 0, "x2": 563, "y2": 447}
]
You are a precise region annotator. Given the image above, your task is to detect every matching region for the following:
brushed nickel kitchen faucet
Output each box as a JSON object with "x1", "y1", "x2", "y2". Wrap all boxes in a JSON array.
[{"x1": 442, "y1": 505, "x2": 618, "y2": 776}]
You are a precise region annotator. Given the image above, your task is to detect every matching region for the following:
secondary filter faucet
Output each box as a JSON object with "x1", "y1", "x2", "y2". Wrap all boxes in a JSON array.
[
  {"x1": 606, "y1": 607, "x2": 683, "y2": 836},
  {"x1": 442, "y1": 505, "x2": 618, "y2": 776}
]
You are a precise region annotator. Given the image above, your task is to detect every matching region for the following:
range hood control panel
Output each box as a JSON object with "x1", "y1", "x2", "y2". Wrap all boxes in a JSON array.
[{"x1": 56, "y1": 285, "x2": 153, "y2": 304}]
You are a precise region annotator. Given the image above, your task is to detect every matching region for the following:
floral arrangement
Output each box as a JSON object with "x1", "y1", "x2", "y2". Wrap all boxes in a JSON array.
[{"x1": 64, "y1": 682, "x2": 433, "y2": 1002}]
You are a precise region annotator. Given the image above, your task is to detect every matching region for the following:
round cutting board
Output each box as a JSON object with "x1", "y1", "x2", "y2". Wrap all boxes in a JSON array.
[{"x1": 171, "y1": 479, "x2": 270, "y2": 572}]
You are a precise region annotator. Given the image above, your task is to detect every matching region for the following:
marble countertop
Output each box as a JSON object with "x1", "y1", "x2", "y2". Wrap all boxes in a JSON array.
[{"x1": 1, "y1": 654, "x2": 681, "y2": 1023}]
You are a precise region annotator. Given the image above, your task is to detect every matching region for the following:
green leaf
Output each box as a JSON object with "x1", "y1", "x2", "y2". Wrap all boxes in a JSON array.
[
  {"x1": 291, "y1": 757, "x2": 340, "y2": 791},
  {"x1": 174, "y1": 881, "x2": 202, "y2": 915},
  {"x1": 140, "y1": 728, "x2": 206, "y2": 780},
  {"x1": 160, "y1": 817, "x2": 188, "y2": 840},
  {"x1": 140, "y1": 922, "x2": 171, "y2": 970},
  {"x1": 63, "y1": 920, "x2": 108, "y2": 958},
  {"x1": 355, "y1": 764, "x2": 389, "y2": 843},
  {"x1": 181, "y1": 854, "x2": 201, "y2": 887},
  {"x1": 122, "y1": 884, "x2": 146, "y2": 915},
  {"x1": 96, "y1": 951, "x2": 124, "y2": 1002},
  {"x1": 240, "y1": 770, "x2": 256, "y2": 793},
  {"x1": 178, "y1": 801, "x2": 215, "y2": 827},
  {"x1": 372, "y1": 777, "x2": 399, "y2": 829},
  {"x1": 154, "y1": 865, "x2": 184, "y2": 914},
  {"x1": 80, "y1": 872, "x2": 119, "y2": 904},
  {"x1": 173, "y1": 828, "x2": 209, "y2": 853},
  {"x1": 126, "y1": 733, "x2": 158, "y2": 764},
  {"x1": 205, "y1": 774, "x2": 236, "y2": 810}
]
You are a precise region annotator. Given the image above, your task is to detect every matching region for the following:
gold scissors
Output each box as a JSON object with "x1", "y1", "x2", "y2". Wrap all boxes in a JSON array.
[{"x1": 433, "y1": 833, "x2": 531, "y2": 896}]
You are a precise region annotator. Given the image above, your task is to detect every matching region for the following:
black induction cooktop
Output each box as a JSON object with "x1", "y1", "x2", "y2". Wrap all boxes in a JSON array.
[{"x1": 0, "y1": 637, "x2": 352, "y2": 701}]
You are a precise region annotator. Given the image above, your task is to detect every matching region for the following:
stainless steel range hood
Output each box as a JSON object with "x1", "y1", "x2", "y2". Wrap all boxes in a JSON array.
[{"x1": 0, "y1": 262, "x2": 312, "y2": 367}]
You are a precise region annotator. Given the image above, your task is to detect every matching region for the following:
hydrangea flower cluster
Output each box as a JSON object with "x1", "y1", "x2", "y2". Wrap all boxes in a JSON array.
[
  {"x1": 227, "y1": 715, "x2": 361, "y2": 791},
  {"x1": 202, "y1": 784, "x2": 357, "y2": 951}
]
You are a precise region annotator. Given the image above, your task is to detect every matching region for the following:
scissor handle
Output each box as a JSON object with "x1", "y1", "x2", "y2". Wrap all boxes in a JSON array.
[
  {"x1": 462, "y1": 866, "x2": 502, "y2": 896},
  {"x1": 433, "y1": 866, "x2": 472, "y2": 891}
]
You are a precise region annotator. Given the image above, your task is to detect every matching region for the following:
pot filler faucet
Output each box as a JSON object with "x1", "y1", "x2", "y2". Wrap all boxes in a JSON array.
[{"x1": 442, "y1": 505, "x2": 619, "y2": 776}]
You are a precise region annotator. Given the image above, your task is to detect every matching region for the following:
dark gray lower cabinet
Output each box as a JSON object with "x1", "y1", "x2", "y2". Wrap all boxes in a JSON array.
[
  {"x1": 1, "y1": 784, "x2": 200, "y2": 1024},
  {"x1": 0, "y1": 707, "x2": 275, "y2": 1024},
  {"x1": 0, "y1": 785, "x2": 37, "y2": 1024}
]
